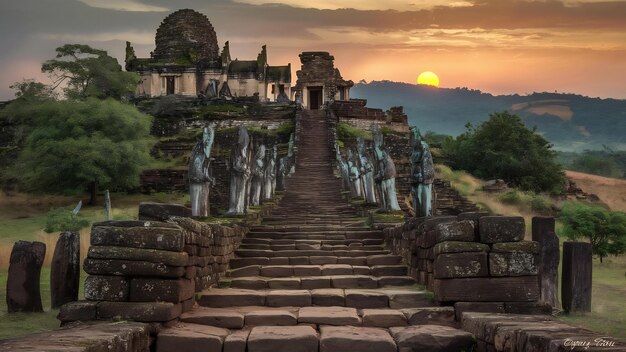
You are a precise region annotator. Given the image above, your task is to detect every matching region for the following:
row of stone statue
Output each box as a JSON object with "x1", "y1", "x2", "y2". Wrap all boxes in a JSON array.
[
  {"x1": 336, "y1": 125, "x2": 434, "y2": 217},
  {"x1": 188, "y1": 124, "x2": 295, "y2": 216}
]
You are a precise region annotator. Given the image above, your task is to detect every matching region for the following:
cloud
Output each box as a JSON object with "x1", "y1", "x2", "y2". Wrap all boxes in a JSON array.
[{"x1": 77, "y1": 0, "x2": 169, "y2": 12}]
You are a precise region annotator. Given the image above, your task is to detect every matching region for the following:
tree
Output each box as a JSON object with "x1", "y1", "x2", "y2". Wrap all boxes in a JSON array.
[
  {"x1": 560, "y1": 201, "x2": 626, "y2": 262},
  {"x1": 10, "y1": 98, "x2": 154, "y2": 204},
  {"x1": 442, "y1": 111, "x2": 566, "y2": 193},
  {"x1": 41, "y1": 44, "x2": 139, "y2": 100}
]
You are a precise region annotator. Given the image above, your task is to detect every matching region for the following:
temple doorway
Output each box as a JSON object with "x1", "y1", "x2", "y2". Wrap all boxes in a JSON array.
[{"x1": 308, "y1": 86, "x2": 323, "y2": 110}]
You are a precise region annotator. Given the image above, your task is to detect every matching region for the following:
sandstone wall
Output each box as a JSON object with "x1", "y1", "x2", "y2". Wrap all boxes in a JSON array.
[
  {"x1": 59, "y1": 203, "x2": 247, "y2": 324},
  {"x1": 384, "y1": 213, "x2": 551, "y2": 316}
]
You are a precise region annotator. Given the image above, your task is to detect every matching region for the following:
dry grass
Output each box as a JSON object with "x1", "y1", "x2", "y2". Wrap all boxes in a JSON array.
[{"x1": 565, "y1": 170, "x2": 626, "y2": 212}]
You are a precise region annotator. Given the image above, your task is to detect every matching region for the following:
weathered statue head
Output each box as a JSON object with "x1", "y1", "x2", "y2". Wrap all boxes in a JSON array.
[
  {"x1": 357, "y1": 138, "x2": 366, "y2": 156},
  {"x1": 235, "y1": 125, "x2": 250, "y2": 158},
  {"x1": 255, "y1": 144, "x2": 266, "y2": 162},
  {"x1": 410, "y1": 126, "x2": 423, "y2": 149},
  {"x1": 287, "y1": 133, "x2": 295, "y2": 157},
  {"x1": 203, "y1": 123, "x2": 216, "y2": 158}
]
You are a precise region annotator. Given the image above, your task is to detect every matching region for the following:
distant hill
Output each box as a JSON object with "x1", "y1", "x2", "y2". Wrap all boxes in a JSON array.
[{"x1": 351, "y1": 81, "x2": 626, "y2": 151}]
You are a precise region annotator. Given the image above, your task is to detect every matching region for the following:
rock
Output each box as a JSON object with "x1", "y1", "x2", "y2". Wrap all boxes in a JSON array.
[
  {"x1": 157, "y1": 323, "x2": 229, "y2": 352},
  {"x1": 247, "y1": 326, "x2": 318, "y2": 352},
  {"x1": 311, "y1": 289, "x2": 345, "y2": 306},
  {"x1": 298, "y1": 307, "x2": 361, "y2": 326},
  {"x1": 130, "y1": 278, "x2": 195, "y2": 302},
  {"x1": 180, "y1": 308, "x2": 244, "y2": 328},
  {"x1": 88, "y1": 246, "x2": 189, "y2": 266},
  {"x1": 385, "y1": 290, "x2": 432, "y2": 309},
  {"x1": 489, "y1": 252, "x2": 538, "y2": 276},
  {"x1": 319, "y1": 326, "x2": 397, "y2": 352},
  {"x1": 432, "y1": 241, "x2": 490, "y2": 256},
  {"x1": 245, "y1": 310, "x2": 297, "y2": 326},
  {"x1": 98, "y1": 302, "x2": 182, "y2": 322},
  {"x1": 361, "y1": 309, "x2": 407, "y2": 327},
  {"x1": 389, "y1": 325, "x2": 475, "y2": 352},
  {"x1": 138, "y1": 202, "x2": 192, "y2": 221},
  {"x1": 433, "y1": 252, "x2": 488, "y2": 279},
  {"x1": 478, "y1": 216, "x2": 525, "y2": 243},
  {"x1": 50, "y1": 232, "x2": 80, "y2": 308},
  {"x1": 435, "y1": 221, "x2": 474, "y2": 243},
  {"x1": 6, "y1": 240, "x2": 46, "y2": 312},
  {"x1": 84, "y1": 275, "x2": 129, "y2": 301}
]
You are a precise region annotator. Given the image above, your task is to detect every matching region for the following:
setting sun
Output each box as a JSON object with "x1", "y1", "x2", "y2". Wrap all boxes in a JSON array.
[{"x1": 417, "y1": 71, "x2": 440, "y2": 87}]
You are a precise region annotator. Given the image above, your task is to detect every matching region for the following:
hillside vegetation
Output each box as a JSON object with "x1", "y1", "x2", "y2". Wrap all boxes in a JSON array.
[{"x1": 352, "y1": 81, "x2": 626, "y2": 151}]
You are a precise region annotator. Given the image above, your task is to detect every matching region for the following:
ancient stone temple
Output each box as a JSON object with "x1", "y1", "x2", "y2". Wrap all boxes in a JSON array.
[
  {"x1": 293, "y1": 52, "x2": 353, "y2": 109},
  {"x1": 125, "y1": 9, "x2": 291, "y2": 101}
]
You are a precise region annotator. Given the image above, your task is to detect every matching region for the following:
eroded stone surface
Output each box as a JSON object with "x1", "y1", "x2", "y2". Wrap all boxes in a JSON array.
[
  {"x1": 390, "y1": 325, "x2": 475, "y2": 352},
  {"x1": 247, "y1": 326, "x2": 318, "y2": 352},
  {"x1": 298, "y1": 307, "x2": 361, "y2": 326},
  {"x1": 319, "y1": 326, "x2": 397, "y2": 352}
]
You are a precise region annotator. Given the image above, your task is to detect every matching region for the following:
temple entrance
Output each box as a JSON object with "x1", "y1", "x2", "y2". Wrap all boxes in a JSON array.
[
  {"x1": 308, "y1": 86, "x2": 323, "y2": 110},
  {"x1": 166, "y1": 76, "x2": 175, "y2": 95}
]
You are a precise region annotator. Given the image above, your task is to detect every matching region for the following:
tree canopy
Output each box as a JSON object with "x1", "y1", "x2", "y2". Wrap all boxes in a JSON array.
[
  {"x1": 560, "y1": 201, "x2": 626, "y2": 262},
  {"x1": 442, "y1": 111, "x2": 566, "y2": 193},
  {"x1": 9, "y1": 98, "x2": 153, "y2": 199},
  {"x1": 41, "y1": 44, "x2": 139, "y2": 100}
]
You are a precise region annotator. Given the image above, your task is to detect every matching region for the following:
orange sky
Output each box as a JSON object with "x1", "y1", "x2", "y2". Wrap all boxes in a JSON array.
[{"x1": 1, "y1": 0, "x2": 626, "y2": 99}]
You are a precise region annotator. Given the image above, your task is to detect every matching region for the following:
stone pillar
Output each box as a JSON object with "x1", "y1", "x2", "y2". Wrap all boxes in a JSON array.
[
  {"x1": 6, "y1": 241, "x2": 46, "y2": 312},
  {"x1": 532, "y1": 216, "x2": 560, "y2": 309},
  {"x1": 562, "y1": 242, "x2": 592, "y2": 313},
  {"x1": 51, "y1": 232, "x2": 81, "y2": 308}
]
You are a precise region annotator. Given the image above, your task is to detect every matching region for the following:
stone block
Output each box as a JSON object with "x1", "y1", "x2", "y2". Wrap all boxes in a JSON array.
[
  {"x1": 371, "y1": 265, "x2": 408, "y2": 277},
  {"x1": 435, "y1": 220, "x2": 475, "y2": 243},
  {"x1": 489, "y1": 252, "x2": 538, "y2": 276},
  {"x1": 366, "y1": 255, "x2": 402, "y2": 266},
  {"x1": 138, "y1": 202, "x2": 192, "y2": 221},
  {"x1": 98, "y1": 301, "x2": 182, "y2": 322},
  {"x1": 245, "y1": 310, "x2": 298, "y2": 326},
  {"x1": 434, "y1": 252, "x2": 489, "y2": 279},
  {"x1": 156, "y1": 323, "x2": 228, "y2": 352},
  {"x1": 389, "y1": 325, "x2": 475, "y2": 352},
  {"x1": 266, "y1": 290, "x2": 311, "y2": 307},
  {"x1": 331, "y1": 275, "x2": 378, "y2": 289},
  {"x1": 261, "y1": 265, "x2": 293, "y2": 277},
  {"x1": 401, "y1": 307, "x2": 456, "y2": 326},
  {"x1": 268, "y1": 278, "x2": 301, "y2": 289},
  {"x1": 319, "y1": 326, "x2": 396, "y2": 352},
  {"x1": 352, "y1": 266, "x2": 371, "y2": 275},
  {"x1": 322, "y1": 264, "x2": 353, "y2": 275},
  {"x1": 84, "y1": 275, "x2": 129, "y2": 301},
  {"x1": 312, "y1": 289, "x2": 345, "y2": 306},
  {"x1": 478, "y1": 216, "x2": 525, "y2": 243},
  {"x1": 298, "y1": 306, "x2": 361, "y2": 326},
  {"x1": 433, "y1": 241, "x2": 490, "y2": 256},
  {"x1": 491, "y1": 241, "x2": 539, "y2": 254},
  {"x1": 180, "y1": 308, "x2": 245, "y2": 329},
  {"x1": 345, "y1": 289, "x2": 389, "y2": 308},
  {"x1": 293, "y1": 265, "x2": 322, "y2": 276},
  {"x1": 385, "y1": 290, "x2": 433, "y2": 309},
  {"x1": 361, "y1": 309, "x2": 407, "y2": 327},
  {"x1": 224, "y1": 329, "x2": 251, "y2": 352},
  {"x1": 6, "y1": 240, "x2": 45, "y2": 312},
  {"x1": 247, "y1": 326, "x2": 318, "y2": 352},
  {"x1": 434, "y1": 277, "x2": 539, "y2": 302},
  {"x1": 57, "y1": 300, "x2": 98, "y2": 322},
  {"x1": 83, "y1": 259, "x2": 185, "y2": 278},
  {"x1": 301, "y1": 276, "x2": 331, "y2": 289},
  {"x1": 130, "y1": 278, "x2": 194, "y2": 303},
  {"x1": 231, "y1": 278, "x2": 268, "y2": 290},
  {"x1": 310, "y1": 256, "x2": 338, "y2": 265},
  {"x1": 50, "y1": 232, "x2": 80, "y2": 308},
  {"x1": 90, "y1": 223, "x2": 184, "y2": 251},
  {"x1": 199, "y1": 289, "x2": 265, "y2": 307}
]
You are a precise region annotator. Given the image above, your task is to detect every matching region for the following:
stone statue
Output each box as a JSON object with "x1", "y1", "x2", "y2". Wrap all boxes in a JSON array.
[
  {"x1": 276, "y1": 158, "x2": 286, "y2": 191},
  {"x1": 250, "y1": 144, "x2": 266, "y2": 206},
  {"x1": 357, "y1": 138, "x2": 377, "y2": 204},
  {"x1": 263, "y1": 145, "x2": 277, "y2": 200},
  {"x1": 347, "y1": 149, "x2": 362, "y2": 198},
  {"x1": 372, "y1": 125, "x2": 401, "y2": 211},
  {"x1": 205, "y1": 79, "x2": 218, "y2": 98},
  {"x1": 335, "y1": 144, "x2": 350, "y2": 191},
  {"x1": 410, "y1": 127, "x2": 435, "y2": 217},
  {"x1": 219, "y1": 81, "x2": 232, "y2": 99},
  {"x1": 227, "y1": 126, "x2": 251, "y2": 215},
  {"x1": 188, "y1": 124, "x2": 215, "y2": 217}
]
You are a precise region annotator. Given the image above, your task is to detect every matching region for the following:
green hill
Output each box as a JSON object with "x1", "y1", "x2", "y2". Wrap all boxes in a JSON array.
[{"x1": 351, "y1": 81, "x2": 626, "y2": 151}]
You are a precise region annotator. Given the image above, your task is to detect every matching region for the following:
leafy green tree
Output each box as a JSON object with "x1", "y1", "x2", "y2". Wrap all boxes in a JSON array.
[
  {"x1": 442, "y1": 111, "x2": 565, "y2": 192},
  {"x1": 10, "y1": 98, "x2": 153, "y2": 204},
  {"x1": 560, "y1": 201, "x2": 626, "y2": 262},
  {"x1": 41, "y1": 44, "x2": 139, "y2": 100}
]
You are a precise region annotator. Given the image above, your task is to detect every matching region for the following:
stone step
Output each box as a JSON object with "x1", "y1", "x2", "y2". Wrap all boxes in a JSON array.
[
  {"x1": 229, "y1": 254, "x2": 402, "y2": 268},
  {"x1": 229, "y1": 262, "x2": 404, "y2": 277},
  {"x1": 197, "y1": 288, "x2": 433, "y2": 309},
  {"x1": 238, "y1": 243, "x2": 385, "y2": 251},
  {"x1": 245, "y1": 231, "x2": 383, "y2": 240},
  {"x1": 249, "y1": 226, "x2": 374, "y2": 233},
  {"x1": 226, "y1": 275, "x2": 417, "y2": 290},
  {"x1": 235, "y1": 249, "x2": 390, "y2": 258},
  {"x1": 179, "y1": 306, "x2": 455, "y2": 329},
  {"x1": 241, "y1": 238, "x2": 384, "y2": 246}
]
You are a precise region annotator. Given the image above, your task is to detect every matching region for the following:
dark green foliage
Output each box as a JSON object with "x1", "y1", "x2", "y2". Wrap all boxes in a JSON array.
[
  {"x1": 44, "y1": 207, "x2": 90, "y2": 233},
  {"x1": 561, "y1": 149, "x2": 626, "y2": 179},
  {"x1": 41, "y1": 44, "x2": 139, "y2": 100},
  {"x1": 422, "y1": 131, "x2": 450, "y2": 147},
  {"x1": 336, "y1": 122, "x2": 372, "y2": 141},
  {"x1": 9, "y1": 98, "x2": 154, "y2": 195},
  {"x1": 560, "y1": 201, "x2": 626, "y2": 262},
  {"x1": 443, "y1": 111, "x2": 566, "y2": 193}
]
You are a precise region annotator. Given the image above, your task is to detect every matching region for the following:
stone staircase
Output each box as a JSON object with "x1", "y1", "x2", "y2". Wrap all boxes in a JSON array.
[{"x1": 154, "y1": 110, "x2": 476, "y2": 351}]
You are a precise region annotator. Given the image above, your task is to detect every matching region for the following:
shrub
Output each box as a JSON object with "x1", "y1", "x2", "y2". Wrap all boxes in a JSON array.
[{"x1": 44, "y1": 207, "x2": 90, "y2": 233}]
